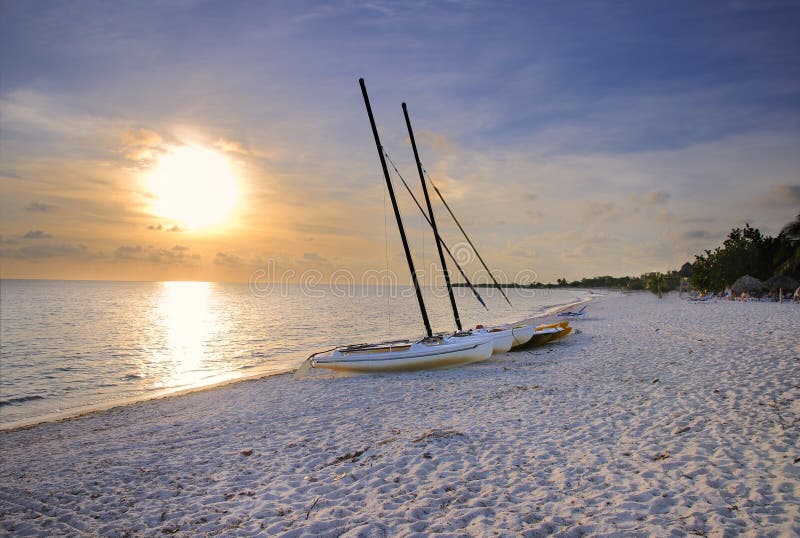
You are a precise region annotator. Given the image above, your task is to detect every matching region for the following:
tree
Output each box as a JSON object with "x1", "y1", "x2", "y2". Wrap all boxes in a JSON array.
[
  {"x1": 645, "y1": 272, "x2": 665, "y2": 298},
  {"x1": 642, "y1": 271, "x2": 679, "y2": 297},
  {"x1": 689, "y1": 224, "x2": 778, "y2": 292},
  {"x1": 776, "y1": 213, "x2": 800, "y2": 274}
]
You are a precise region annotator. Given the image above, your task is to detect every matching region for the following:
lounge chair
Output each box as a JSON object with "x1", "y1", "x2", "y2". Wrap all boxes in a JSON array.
[{"x1": 557, "y1": 305, "x2": 587, "y2": 317}]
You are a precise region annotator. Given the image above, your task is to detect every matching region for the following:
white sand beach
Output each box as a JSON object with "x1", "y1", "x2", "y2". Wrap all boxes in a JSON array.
[{"x1": 1, "y1": 291, "x2": 798, "y2": 537}]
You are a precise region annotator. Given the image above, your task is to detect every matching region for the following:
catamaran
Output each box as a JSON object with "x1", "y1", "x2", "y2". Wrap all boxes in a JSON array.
[
  {"x1": 311, "y1": 335, "x2": 494, "y2": 373},
  {"x1": 301, "y1": 79, "x2": 571, "y2": 376},
  {"x1": 302, "y1": 79, "x2": 495, "y2": 375}
]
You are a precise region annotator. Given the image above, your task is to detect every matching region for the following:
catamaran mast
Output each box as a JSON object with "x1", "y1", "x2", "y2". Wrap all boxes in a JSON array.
[
  {"x1": 359, "y1": 78, "x2": 433, "y2": 338},
  {"x1": 402, "y1": 102, "x2": 462, "y2": 332}
]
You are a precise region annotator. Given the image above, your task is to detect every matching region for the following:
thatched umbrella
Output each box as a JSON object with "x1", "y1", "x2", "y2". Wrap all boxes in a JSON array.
[
  {"x1": 764, "y1": 274, "x2": 798, "y2": 292},
  {"x1": 730, "y1": 275, "x2": 764, "y2": 295}
]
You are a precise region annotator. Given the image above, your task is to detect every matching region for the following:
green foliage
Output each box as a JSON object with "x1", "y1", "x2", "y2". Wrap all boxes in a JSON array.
[
  {"x1": 549, "y1": 272, "x2": 679, "y2": 292},
  {"x1": 626, "y1": 278, "x2": 646, "y2": 291},
  {"x1": 645, "y1": 273, "x2": 664, "y2": 297},
  {"x1": 642, "y1": 271, "x2": 680, "y2": 297},
  {"x1": 777, "y1": 212, "x2": 800, "y2": 274},
  {"x1": 689, "y1": 223, "x2": 795, "y2": 292}
]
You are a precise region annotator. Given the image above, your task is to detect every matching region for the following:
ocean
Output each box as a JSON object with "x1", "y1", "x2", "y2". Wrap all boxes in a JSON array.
[{"x1": 0, "y1": 279, "x2": 588, "y2": 428}]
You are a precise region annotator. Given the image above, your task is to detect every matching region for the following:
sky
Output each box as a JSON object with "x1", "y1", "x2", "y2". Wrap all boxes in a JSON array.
[{"x1": 1, "y1": 0, "x2": 799, "y2": 284}]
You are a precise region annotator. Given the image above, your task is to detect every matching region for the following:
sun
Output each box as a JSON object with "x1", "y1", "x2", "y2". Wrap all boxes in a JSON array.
[{"x1": 146, "y1": 146, "x2": 239, "y2": 229}]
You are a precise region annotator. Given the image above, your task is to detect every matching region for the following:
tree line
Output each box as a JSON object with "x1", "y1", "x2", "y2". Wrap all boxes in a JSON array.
[{"x1": 548, "y1": 213, "x2": 800, "y2": 295}]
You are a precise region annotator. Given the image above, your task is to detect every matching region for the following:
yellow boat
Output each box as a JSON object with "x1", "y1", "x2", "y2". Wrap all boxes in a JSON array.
[
  {"x1": 535, "y1": 321, "x2": 570, "y2": 330},
  {"x1": 525, "y1": 327, "x2": 562, "y2": 347},
  {"x1": 557, "y1": 326, "x2": 573, "y2": 338},
  {"x1": 514, "y1": 321, "x2": 573, "y2": 349}
]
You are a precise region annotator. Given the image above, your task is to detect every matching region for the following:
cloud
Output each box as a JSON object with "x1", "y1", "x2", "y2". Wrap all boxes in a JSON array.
[
  {"x1": 0, "y1": 235, "x2": 20, "y2": 245},
  {"x1": 764, "y1": 184, "x2": 800, "y2": 206},
  {"x1": 413, "y1": 130, "x2": 459, "y2": 156},
  {"x1": 582, "y1": 230, "x2": 618, "y2": 244},
  {"x1": 524, "y1": 209, "x2": 543, "y2": 222},
  {"x1": 0, "y1": 243, "x2": 92, "y2": 260},
  {"x1": 684, "y1": 216, "x2": 717, "y2": 224},
  {"x1": 114, "y1": 245, "x2": 143, "y2": 259},
  {"x1": 113, "y1": 244, "x2": 198, "y2": 265},
  {"x1": 25, "y1": 201, "x2": 59, "y2": 213},
  {"x1": 215, "y1": 251, "x2": 243, "y2": 267},
  {"x1": 23, "y1": 230, "x2": 53, "y2": 239},
  {"x1": 147, "y1": 246, "x2": 198, "y2": 265},
  {"x1": 303, "y1": 252, "x2": 326, "y2": 262},
  {"x1": 561, "y1": 243, "x2": 594, "y2": 260},
  {"x1": 146, "y1": 223, "x2": 182, "y2": 232},
  {"x1": 582, "y1": 201, "x2": 625, "y2": 223},
  {"x1": 121, "y1": 128, "x2": 164, "y2": 164},
  {"x1": 640, "y1": 191, "x2": 671, "y2": 205},
  {"x1": 684, "y1": 229, "x2": 716, "y2": 240},
  {"x1": 291, "y1": 223, "x2": 352, "y2": 237},
  {"x1": 213, "y1": 137, "x2": 265, "y2": 157}
]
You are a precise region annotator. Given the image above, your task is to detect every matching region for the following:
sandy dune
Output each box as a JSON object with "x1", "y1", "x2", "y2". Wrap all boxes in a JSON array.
[{"x1": 1, "y1": 292, "x2": 798, "y2": 536}]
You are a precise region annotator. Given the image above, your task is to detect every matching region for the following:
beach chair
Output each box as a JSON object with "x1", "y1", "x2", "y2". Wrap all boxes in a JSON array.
[{"x1": 557, "y1": 305, "x2": 587, "y2": 317}]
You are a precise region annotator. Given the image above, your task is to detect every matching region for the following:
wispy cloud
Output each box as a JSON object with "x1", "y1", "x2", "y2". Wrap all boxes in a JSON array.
[
  {"x1": 23, "y1": 230, "x2": 52, "y2": 239},
  {"x1": 763, "y1": 184, "x2": 800, "y2": 207},
  {"x1": 25, "y1": 201, "x2": 58, "y2": 213},
  {"x1": 121, "y1": 128, "x2": 164, "y2": 165},
  {"x1": 112, "y1": 244, "x2": 199, "y2": 266},
  {"x1": 0, "y1": 242, "x2": 95, "y2": 260},
  {"x1": 214, "y1": 251, "x2": 243, "y2": 267}
]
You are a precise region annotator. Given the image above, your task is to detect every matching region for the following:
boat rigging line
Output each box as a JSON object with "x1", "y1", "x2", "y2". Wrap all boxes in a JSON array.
[
  {"x1": 382, "y1": 149, "x2": 488, "y2": 310},
  {"x1": 422, "y1": 167, "x2": 513, "y2": 307}
]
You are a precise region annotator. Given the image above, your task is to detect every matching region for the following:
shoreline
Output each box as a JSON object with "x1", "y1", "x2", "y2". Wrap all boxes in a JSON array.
[
  {"x1": 0, "y1": 293, "x2": 594, "y2": 433},
  {"x1": 1, "y1": 291, "x2": 797, "y2": 535}
]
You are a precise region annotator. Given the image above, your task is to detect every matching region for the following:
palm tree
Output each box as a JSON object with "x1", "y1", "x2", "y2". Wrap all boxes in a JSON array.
[{"x1": 777, "y1": 212, "x2": 800, "y2": 273}]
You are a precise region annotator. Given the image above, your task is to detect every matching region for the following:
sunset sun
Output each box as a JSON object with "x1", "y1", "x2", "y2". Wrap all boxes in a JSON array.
[{"x1": 146, "y1": 146, "x2": 239, "y2": 229}]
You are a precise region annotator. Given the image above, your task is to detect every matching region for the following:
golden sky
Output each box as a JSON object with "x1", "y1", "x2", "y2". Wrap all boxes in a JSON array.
[{"x1": 1, "y1": 2, "x2": 798, "y2": 283}]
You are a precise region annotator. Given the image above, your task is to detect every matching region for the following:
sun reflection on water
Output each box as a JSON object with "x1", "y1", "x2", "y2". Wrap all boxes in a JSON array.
[{"x1": 153, "y1": 281, "x2": 228, "y2": 389}]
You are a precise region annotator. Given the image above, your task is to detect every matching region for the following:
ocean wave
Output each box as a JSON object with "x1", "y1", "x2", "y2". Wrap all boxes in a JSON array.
[
  {"x1": 121, "y1": 373, "x2": 144, "y2": 381},
  {"x1": 0, "y1": 395, "x2": 45, "y2": 407}
]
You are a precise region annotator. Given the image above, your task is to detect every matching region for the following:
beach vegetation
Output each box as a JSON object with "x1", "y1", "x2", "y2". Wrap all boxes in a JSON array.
[
  {"x1": 776, "y1": 212, "x2": 800, "y2": 274},
  {"x1": 689, "y1": 221, "x2": 798, "y2": 292},
  {"x1": 644, "y1": 272, "x2": 667, "y2": 298}
]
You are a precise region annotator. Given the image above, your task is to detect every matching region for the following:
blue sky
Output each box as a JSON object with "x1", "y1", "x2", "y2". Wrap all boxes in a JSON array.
[{"x1": 1, "y1": 0, "x2": 799, "y2": 282}]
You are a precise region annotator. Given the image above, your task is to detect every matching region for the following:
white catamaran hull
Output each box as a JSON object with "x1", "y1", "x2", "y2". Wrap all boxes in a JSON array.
[
  {"x1": 312, "y1": 337, "x2": 494, "y2": 373},
  {"x1": 509, "y1": 324, "x2": 537, "y2": 348},
  {"x1": 473, "y1": 329, "x2": 515, "y2": 354}
]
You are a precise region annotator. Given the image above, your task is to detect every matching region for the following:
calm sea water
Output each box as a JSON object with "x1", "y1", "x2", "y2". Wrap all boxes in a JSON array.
[{"x1": 0, "y1": 279, "x2": 588, "y2": 427}]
